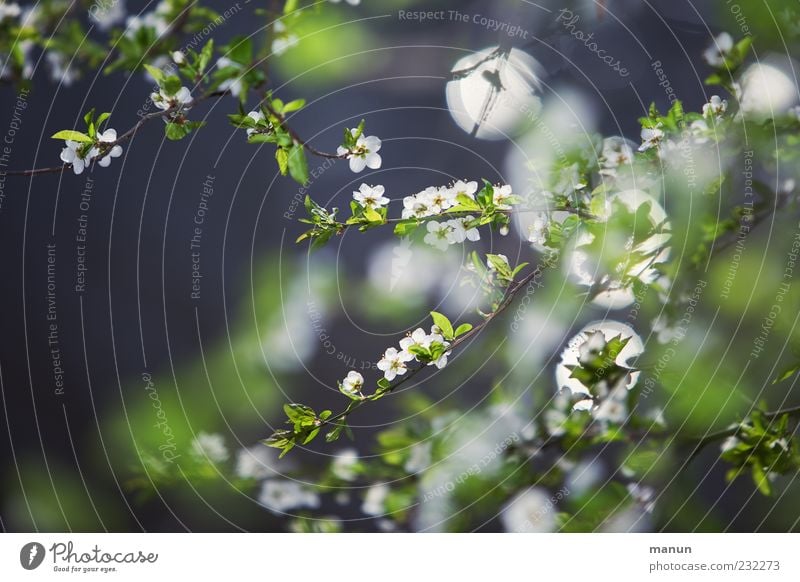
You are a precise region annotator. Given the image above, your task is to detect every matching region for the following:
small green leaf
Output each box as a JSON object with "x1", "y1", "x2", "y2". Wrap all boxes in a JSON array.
[
  {"x1": 275, "y1": 148, "x2": 289, "y2": 175},
  {"x1": 143, "y1": 64, "x2": 165, "y2": 84},
  {"x1": 430, "y1": 311, "x2": 454, "y2": 340},
  {"x1": 454, "y1": 323, "x2": 473, "y2": 338},
  {"x1": 287, "y1": 144, "x2": 309, "y2": 184},
  {"x1": 51, "y1": 130, "x2": 93, "y2": 143},
  {"x1": 363, "y1": 206, "x2": 383, "y2": 224},
  {"x1": 283, "y1": 98, "x2": 305, "y2": 113},
  {"x1": 773, "y1": 362, "x2": 800, "y2": 384},
  {"x1": 393, "y1": 219, "x2": 419, "y2": 237}
]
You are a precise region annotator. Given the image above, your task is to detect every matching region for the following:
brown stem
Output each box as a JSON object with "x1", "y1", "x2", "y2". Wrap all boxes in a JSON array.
[{"x1": 261, "y1": 101, "x2": 347, "y2": 160}]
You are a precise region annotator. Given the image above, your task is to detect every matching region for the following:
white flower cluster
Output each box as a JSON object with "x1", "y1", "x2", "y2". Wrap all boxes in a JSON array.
[
  {"x1": 400, "y1": 180, "x2": 502, "y2": 249},
  {"x1": 569, "y1": 331, "x2": 632, "y2": 424},
  {"x1": 190, "y1": 431, "x2": 230, "y2": 463},
  {"x1": 423, "y1": 217, "x2": 480, "y2": 251},
  {"x1": 383, "y1": 326, "x2": 451, "y2": 377},
  {"x1": 272, "y1": 19, "x2": 299, "y2": 56},
  {"x1": 258, "y1": 479, "x2": 320, "y2": 514},
  {"x1": 90, "y1": 0, "x2": 127, "y2": 31},
  {"x1": 339, "y1": 325, "x2": 452, "y2": 393},
  {"x1": 125, "y1": 1, "x2": 170, "y2": 38},
  {"x1": 600, "y1": 136, "x2": 635, "y2": 176},
  {"x1": 59, "y1": 128, "x2": 123, "y2": 175},
  {"x1": 337, "y1": 130, "x2": 382, "y2": 173}
]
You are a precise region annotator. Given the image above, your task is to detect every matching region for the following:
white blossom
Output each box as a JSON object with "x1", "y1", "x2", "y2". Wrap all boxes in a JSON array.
[
  {"x1": 651, "y1": 314, "x2": 682, "y2": 344},
  {"x1": 90, "y1": 0, "x2": 126, "y2": 31},
  {"x1": 445, "y1": 216, "x2": 480, "y2": 244},
  {"x1": 340, "y1": 370, "x2": 364, "y2": 397},
  {"x1": 235, "y1": 446, "x2": 277, "y2": 480},
  {"x1": 150, "y1": 86, "x2": 192, "y2": 111},
  {"x1": 353, "y1": 183, "x2": 390, "y2": 209},
  {"x1": 331, "y1": 448, "x2": 359, "y2": 481},
  {"x1": 500, "y1": 487, "x2": 557, "y2": 532},
  {"x1": 450, "y1": 179, "x2": 478, "y2": 200},
  {"x1": 492, "y1": 184, "x2": 514, "y2": 209},
  {"x1": 171, "y1": 50, "x2": 185, "y2": 65},
  {"x1": 578, "y1": 330, "x2": 606, "y2": 366},
  {"x1": 702, "y1": 95, "x2": 727, "y2": 118},
  {"x1": 377, "y1": 347, "x2": 413, "y2": 381},
  {"x1": 329, "y1": 0, "x2": 361, "y2": 5},
  {"x1": 399, "y1": 327, "x2": 450, "y2": 369},
  {"x1": 0, "y1": 2, "x2": 21, "y2": 22},
  {"x1": 259, "y1": 479, "x2": 320, "y2": 514},
  {"x1": 399, "y1": 328, "x2": 430, "y2": 359},
  {"x1": 45, "y1": 51, "x2": 77, "y2": 86},
  {"x1": 95, "y1": 128, "x2": 123, "y2": 168},
  {"x1": 60, "y1": 141, "x2": 98, "y2": 175},
  {"x1": 272, "y1": 19, "x2": 299, "y2": 56},
  {"x1": 401, "y1": 190, "x2": 433, "y2": 219},
  {"x1": 361, "y1": 483, "x2": 390, "y2": 516},
  {"x1": 638, "y1": 126, "x2": 664, "y2": 151},
  {"x1": 702, "y1": 32, "x2": 733, "y2": 67},
  {"x1": 125, "y1": 2, "x2": 170, "y2": 38},
  {"x1": 337, "y1": 131, "x2": 382, "y2": 173},
  {"x1": 190, "y1": 431, "x2": 229, "y2": 463},
  {"x1": 404, "y1": 442, "x2": 432, "y2": 473},
  {"x1": 601, "y1": 136, "x2": 634, "y2": 172},
  {"x1": 526, "y1": 212, "x2": 549, "y2": 246},
  {"x1": 738, "y1": 59, "x2": 799, "y2": 121},
  {"x1": 245, "y1": 109, "x2": 266, "y2": 137},
  {"x1": 427, "y1": 186, "x2": 456, "y2": 213},
  {"x1": 423, "y1": 220, "x2": 452, "y2": 251},
  {"x1": 626, "y1": 482, "x2": 656, "y2": 514}
]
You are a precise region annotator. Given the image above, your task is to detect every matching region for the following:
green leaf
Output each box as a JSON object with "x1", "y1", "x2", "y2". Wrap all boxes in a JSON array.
[
  {"x1": 393, "y1": 219, "x2": 419, "y2": 237},
  {"x1": 165, "y1": 122, "x2": 192, "y2": 141},
  {"x1": 486, "y1": 254, "x2": 511, "y2": 278},
  {"x1": 275, "y1": 148, "x2": 289, "y2": 175},
  {"x1": 283, "y1": 0, "x2": 299, "y2": 14},
  {"x1": 454, "y1": 323, "x2": 473, "y2": 338},
  {"x1": 51, "y1": 130, "x2": 93, "y2": 143},
  {"x1": 363, "y1": 206, "x2": 383, "y2": 224},
  {"x1": 773, "y1": 362, "x2": 800, "y2": 384},
  {"x1": 162, "y1": 75, "x2": 182, "y2": 96},
  {"x1": 96, "y1": 112, "x2": 111, "y2": 128},
  {"x1": 284, "y1": 403, "x2": 315, "y2": 423},
  {"x1": 430, "y1": 311, "x2": 454, "y2": 340},
  {"x1": 143, "y1": 64, "x2": 165, "y2": 84},
  {"x1": 326, "y1": 422, "x2": 346, "y2": 443},
  {"x1": 751, "y1": 464, "x2": 772, "y2": 496},
  {"x1": 198, "y1": 39, "x2": 214, "y2": 75},
  {"x1": 302, "y1": 427, "x2": 320, "y2": 445},
  {"x1": 283, "y1": 98, "x2": 305, "y2": 113},
  {"x1": 287, "y1": 144, "x2": 309, "y2": 184},
  {"x1": 226, "y1": 36, "x2": 252, "y2": 65}
]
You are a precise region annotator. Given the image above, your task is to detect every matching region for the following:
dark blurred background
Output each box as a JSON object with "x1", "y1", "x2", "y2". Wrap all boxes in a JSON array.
[{"x1": 1, "y1": 0, "x2": 797, "y2": 532}]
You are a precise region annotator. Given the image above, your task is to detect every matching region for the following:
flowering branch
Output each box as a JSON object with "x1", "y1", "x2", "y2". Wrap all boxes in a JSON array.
[{"x1": 265, "y1": 257, "x2": 551, "y2": 457}]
